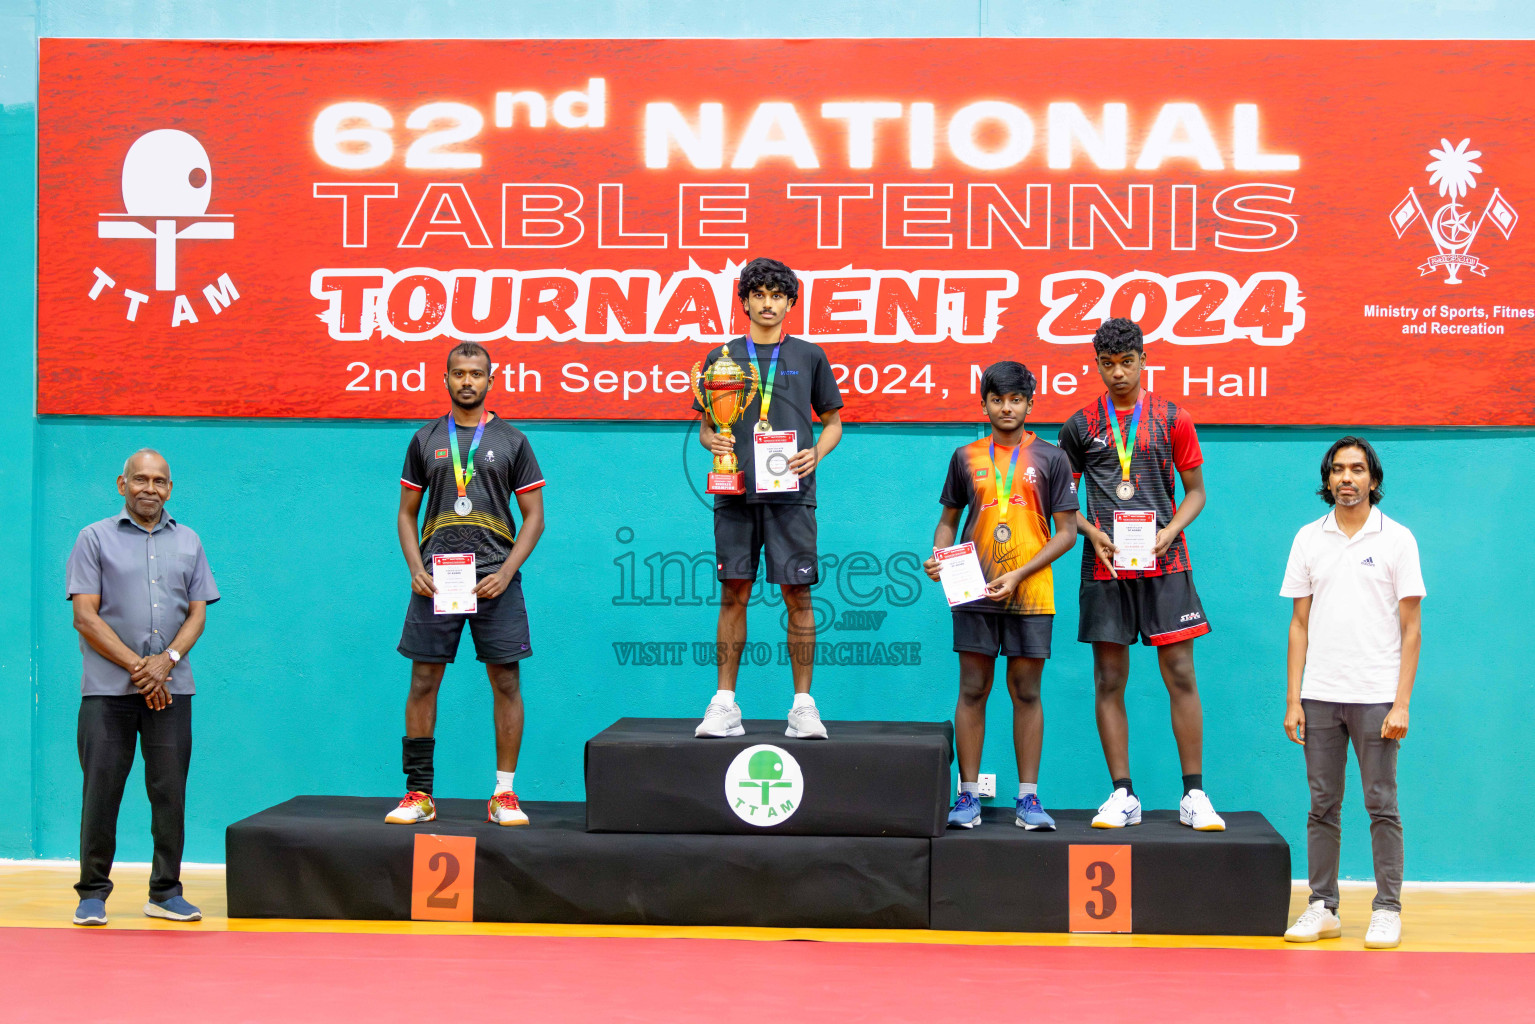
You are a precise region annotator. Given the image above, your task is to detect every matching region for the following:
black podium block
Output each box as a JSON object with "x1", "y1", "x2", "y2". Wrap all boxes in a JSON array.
[
  {"x1": 930, "y1": 808, "x2": 1291, "y2": 935},
  {"x1": 227, "y1": 797, "x2": 930, "y2": 928},
  {"x1": 584, "y1": 718, "x2": 953, "y2": 837}
]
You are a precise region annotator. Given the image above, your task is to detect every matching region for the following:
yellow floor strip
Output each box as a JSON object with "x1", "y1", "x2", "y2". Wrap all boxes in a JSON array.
[{"x1": 4, "y1": 865, "x2": 1532, "y2": 953}]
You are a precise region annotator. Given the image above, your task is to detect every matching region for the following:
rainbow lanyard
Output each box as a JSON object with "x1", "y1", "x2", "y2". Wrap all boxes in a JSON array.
[
  {"x1": 745, "y1": 331, "x2": 784, "y2": 428},
  {"x1": 1103, "y1": 395, "x2": 1142, "y2": 484},
  {"x1": 989, "y1": 440, "x2": 1021, "y2": 521},
  {"x1": 447, "y1": 409, "x2": 488, "y2": 499}
]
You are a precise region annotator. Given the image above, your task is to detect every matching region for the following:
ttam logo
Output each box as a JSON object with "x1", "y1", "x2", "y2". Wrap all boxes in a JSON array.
[
  {"x1": 724, "y1": 744, "x2": 804, "y2": 826},
  {"x1": 89, "y1": 129, "x2": 242, "y2": 327}
]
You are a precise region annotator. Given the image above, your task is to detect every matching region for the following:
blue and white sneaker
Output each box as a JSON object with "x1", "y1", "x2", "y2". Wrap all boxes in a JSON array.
[
  {"x1": 73, "y1": 898, "x2": 107, "y2": 926},
  {"x1": 947, "y1": 791, "x2": 982, "y2": 828},
  {"x1": 1015, "y1": 793, "x2": 1056, "y2": 831},
  {"x1": 143, "y1": 895, "x2": 201, "y2": 922}
]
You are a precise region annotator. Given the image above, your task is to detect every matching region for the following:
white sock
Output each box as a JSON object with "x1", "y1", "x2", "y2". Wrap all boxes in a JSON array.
[
  {"x1": 960, "y1": 781, "x2": 981, "y2": 795},
  {"x1": 1018, "y1": 782, "x2": 1038, "y2": 799},
  {"x1": 495, "y1": 770, "x2": 515, "y2": 795},
  {"x1": 714, "y1": 689, "x2": 736, "y2": 707},
  {"x1": 792, "y1": 692, "x2": 815, "y2": 709}
]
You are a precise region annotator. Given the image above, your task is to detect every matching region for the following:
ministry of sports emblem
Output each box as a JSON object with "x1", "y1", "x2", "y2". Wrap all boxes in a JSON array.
[{"x1": 1389, "y1": 138, "x2": 1518, "y2": 284}]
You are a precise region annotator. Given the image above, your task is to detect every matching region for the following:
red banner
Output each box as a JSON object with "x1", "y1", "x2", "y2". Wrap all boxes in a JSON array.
[{"x1": 36, "y1": 39, "x2": 1535, "y2": 423}]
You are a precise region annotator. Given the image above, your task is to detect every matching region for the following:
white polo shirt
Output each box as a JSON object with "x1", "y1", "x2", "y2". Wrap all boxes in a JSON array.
[{"x1": 1279, "y1": 506, "x2": 1426, "y2": 704}]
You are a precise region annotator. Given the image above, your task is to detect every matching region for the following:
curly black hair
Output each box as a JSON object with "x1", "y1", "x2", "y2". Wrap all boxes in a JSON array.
[
  {"x1": 1092, "y1": 317, "x2": 1144, "y2": 357},
  {"x1": 737, "y1": 257, "x2": 800, "y2": 304},
  {"x1": 1318, "y1": 436, "x2": 1384, "y2": 506},
  {"x1": 979, "y1": 361, "x2": 1038, "y2": 401}
]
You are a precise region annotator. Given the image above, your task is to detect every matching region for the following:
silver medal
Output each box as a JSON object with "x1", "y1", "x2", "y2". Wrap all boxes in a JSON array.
[
  {"x1": 993, "y1": 522, "x2": 1012, "y2": 544},
  {"x1": 454, "y1": 496, "x2": 472, "y2": 515},
  {"x1": 1116, "y1": 481, "x2": 1135, "y2": 500}
]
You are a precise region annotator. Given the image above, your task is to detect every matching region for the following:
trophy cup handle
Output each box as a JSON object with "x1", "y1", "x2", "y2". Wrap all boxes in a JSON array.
[
  {"x1": 689, "y1": 360, "x2": 707, "y2": 419},
  {"x1": 743, "y1": 361, "x2": 761, "y2": 413}
]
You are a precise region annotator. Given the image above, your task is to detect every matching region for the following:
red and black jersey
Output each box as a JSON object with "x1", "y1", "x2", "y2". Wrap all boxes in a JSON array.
[
  {"x1": 401, "y1": 412, "x2": 545, "y2": 577},
  {"x1": 1058, "y1": 392, "x2": 1203, "y2": 581}
]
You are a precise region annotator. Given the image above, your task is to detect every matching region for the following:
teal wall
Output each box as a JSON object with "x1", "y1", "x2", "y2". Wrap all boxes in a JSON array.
[{"x1": 6, "y1": 2, "x2": 1534, "y2": 883}]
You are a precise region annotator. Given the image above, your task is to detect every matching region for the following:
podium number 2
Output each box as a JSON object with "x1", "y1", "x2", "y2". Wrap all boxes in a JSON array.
[
  {"x1": 1069, "y1": 844, "x2": 1131, "y2": 933},
  {"x1": 411, "y1": 834, "x2": 476, "y2": 921}
]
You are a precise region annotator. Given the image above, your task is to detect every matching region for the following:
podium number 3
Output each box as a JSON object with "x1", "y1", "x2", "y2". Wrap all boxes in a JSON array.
[
  {"x1": 411, "y1": 834, "x2": 476, "y2": 921},
  {"x1": 1068, "y1": 844, "x2": 1131, "y2": 932},
  {"x1": 1083, "y1": 860, "x2": 1116, "y2": 919}
]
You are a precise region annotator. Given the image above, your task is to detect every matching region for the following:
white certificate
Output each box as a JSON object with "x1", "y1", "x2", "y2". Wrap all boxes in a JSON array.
[
  {"x1": 432, "y1": 552, "x2": 478, "y2": 615},
  {"x1": 1112, "y1": 510, "x2": 1158, "y2": 572},
  {"x1": 753, "y1": 430, "x2": 800, "y2": 493},
  {"x1": 935, "y1": 542, "x2": 989, "y2": 607}
]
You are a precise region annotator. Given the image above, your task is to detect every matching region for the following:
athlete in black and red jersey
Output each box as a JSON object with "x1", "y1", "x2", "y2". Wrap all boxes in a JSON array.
[{"x1": 1058, "y1": 318, "x2": 1225, "y2": 832}]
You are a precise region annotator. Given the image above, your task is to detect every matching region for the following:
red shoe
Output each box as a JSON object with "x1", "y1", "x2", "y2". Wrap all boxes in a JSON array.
[
  {"x1": 385, "y1": 791, "x2": 436, "y2": 824},
  {"x1": 487, "y1": 791, "x2": 529, "y2": 826}
]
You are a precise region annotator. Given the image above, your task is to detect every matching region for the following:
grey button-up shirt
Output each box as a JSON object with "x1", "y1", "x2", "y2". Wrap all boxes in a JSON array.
[{"x1": 65, "y1": 508, "x2": 220, "y2": 696}]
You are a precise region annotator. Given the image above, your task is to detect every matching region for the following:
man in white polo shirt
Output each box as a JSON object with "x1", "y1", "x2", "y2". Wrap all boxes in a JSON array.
[{"x1": 1279, "y1": 436, "x2": 1424, "y2": 950}]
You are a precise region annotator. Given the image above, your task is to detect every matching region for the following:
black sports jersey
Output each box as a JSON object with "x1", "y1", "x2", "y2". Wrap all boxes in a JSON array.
[
  {"x1": 1058, "y1": 392, "x2": 1203, "y2": 582},
  {"x1": 401, "y1": 412, "x2": 544, "y2": 577},
  {"x1": 690, "y1": 335, "x2": 843, "y2": 507}
]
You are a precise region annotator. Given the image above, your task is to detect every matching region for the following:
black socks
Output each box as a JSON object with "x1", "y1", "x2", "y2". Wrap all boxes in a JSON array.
[
  {"x1": 1113, "y1": 777, "x2": 1134, "y2": 797},
  {"x1": 403, "y1": 736, "x2": 436, "y2": 795},
  {"x1": 1183, "y1": 773, "x2": 1203, "y2": 796}
]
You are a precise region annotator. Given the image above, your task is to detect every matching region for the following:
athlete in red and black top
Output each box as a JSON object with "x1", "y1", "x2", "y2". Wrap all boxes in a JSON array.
[
  {"x1": 387, "y1": 342, "x2": 547, "y2": 829},
  {"x1": 1057, "y1": 318, "x2": 1226, "y2": 832}
]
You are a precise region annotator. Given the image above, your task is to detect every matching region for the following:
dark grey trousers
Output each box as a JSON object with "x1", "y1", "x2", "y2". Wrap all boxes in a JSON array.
[
  {"x1": 1302, "y1": 699, "x2": 1402, "y2": 913},
  {"x1": 76, "y1": 694, "x2": 192, "y2": 902}
]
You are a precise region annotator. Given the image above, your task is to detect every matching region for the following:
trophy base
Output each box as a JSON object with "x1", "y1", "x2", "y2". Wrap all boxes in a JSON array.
[{"x1": 706, "y1": 472, "x2": 746, "y2": 495}]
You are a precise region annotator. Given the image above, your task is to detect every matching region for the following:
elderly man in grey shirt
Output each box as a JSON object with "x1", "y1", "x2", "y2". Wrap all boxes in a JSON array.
[{"x1": 65, "y1": 449, "x2": 219, "y2": 926}]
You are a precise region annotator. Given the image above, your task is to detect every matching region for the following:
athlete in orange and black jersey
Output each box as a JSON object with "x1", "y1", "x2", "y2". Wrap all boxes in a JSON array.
[
  {"x1": 1057, "y1": 318, "x2": 1226, "y2": 833},
  {"x1": 923, "y1": 361, "x2": 1077, "y2": 831}
]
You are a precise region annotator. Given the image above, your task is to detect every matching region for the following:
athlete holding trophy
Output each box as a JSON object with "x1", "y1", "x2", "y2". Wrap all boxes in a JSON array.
[{"x1": 691, "y1": 258, "x2": 844, "y2": 740}]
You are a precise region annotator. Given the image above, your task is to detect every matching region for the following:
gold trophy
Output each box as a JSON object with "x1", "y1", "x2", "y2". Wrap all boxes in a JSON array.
[{"x1": 691, "y1": 346, "x2": 761, "y2": 494}]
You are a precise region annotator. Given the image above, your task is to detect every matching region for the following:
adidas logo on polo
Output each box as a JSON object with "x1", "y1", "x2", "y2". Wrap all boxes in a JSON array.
[{"x1": 1361, "y1": 556, "x2": 1375, "y2": 566}]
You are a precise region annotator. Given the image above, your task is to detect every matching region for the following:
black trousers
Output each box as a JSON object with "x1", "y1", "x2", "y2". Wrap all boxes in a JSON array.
[{"x1": 75, "y1": 694, "x2": 192, "y2": 901}]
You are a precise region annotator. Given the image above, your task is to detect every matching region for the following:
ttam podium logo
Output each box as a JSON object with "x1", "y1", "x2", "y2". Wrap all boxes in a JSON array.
[
  {"x1": 724, "y1": 744, "x2": 804, "y2": 826},
  {"x1": 88, "y1": 128, "x2": 242, "y2": 327}
]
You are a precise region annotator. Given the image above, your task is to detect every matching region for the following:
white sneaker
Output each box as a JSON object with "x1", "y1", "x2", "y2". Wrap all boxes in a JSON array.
[
  {"x1": 1091, "y1": 787, "x2": 1141, "y2": 828},
  {"x1": 384, "y1": 791, "x2": 435, "y2": 824},
  {"x1": 1364, "y1": 909, "x2": 1402, "y2": 949},
  {"x1": 1179, "y1": 789, "x2": 1226, "y2": 831},
  {"x1": 785, "y1": 700, "x2": 829, "y2": 739},
  {"x1": 487, "y1": 791, "x2": 529, "y2": 826},
  {"x1": 1284, "y1": 900, "x2": 1343, "y2": 942},
  {"x1": 694, "y1": 699, "x2": 744, "y2": 738}
]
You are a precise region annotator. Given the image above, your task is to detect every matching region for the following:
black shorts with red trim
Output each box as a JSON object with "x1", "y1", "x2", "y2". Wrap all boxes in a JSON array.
[{"x1": 1077, "y1": 571, "x2": 1211, "y2": 647}]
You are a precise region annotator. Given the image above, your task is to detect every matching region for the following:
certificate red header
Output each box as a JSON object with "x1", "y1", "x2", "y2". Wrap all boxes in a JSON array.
[{"x1": 36, "y1": 39, "x2": 1535, "y2": 424}]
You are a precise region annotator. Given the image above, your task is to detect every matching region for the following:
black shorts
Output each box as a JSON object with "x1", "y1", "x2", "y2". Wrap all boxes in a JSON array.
[
  {"x1": 953, "y1": 609, "x2": 1053, "y2": 659},
  {"x1": 714, "y1": 501, "x2": 818, "y2": 585},
  {"x1": 397, "y1": 578, "x2": 532, "y2": 665},
  {"x1": 1077, "y1": 571, "x2": 1211, "y2": 647}
]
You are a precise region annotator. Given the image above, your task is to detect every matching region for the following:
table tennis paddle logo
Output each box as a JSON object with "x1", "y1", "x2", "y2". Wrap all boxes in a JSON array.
[
  {"x1": 88, "y1": 128, "x2": 243, "y2": 327},
  {"x1": 1389, "y1": 138, "x2": 1518, "y2": 284},
  {"x1": 724, "y1": 744, "x2": 804, "y2": 826}
]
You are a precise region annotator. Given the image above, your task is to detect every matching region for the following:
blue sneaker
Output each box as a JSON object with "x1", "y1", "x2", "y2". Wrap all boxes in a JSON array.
[
  {"x1": 947, "y1": 791, "x2": 982, "y2": 829},
  {"x1": 73, "y1": 898, "x2": 107, "y2": 926},
  {"x1": 1015, "y1": 793, "x2": 1057, "y2": 831},
  {"x1": 143, "y1": 895, "x2": 201, "y2": 922}
]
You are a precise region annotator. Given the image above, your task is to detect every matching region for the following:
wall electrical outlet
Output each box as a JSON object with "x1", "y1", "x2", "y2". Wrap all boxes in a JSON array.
[{"x1": 977, "y1": 774, "x2": 997, "y2": 798}]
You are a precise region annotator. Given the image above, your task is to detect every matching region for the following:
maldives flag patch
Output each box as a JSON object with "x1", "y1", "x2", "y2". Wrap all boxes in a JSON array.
[{"x1": 435, "y1": 448, "x2": 450, "y2": 459}]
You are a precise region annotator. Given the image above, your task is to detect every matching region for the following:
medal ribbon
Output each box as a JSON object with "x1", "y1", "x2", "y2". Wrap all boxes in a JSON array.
[
  {"x1": 1103, "y1": 395, "x2": 1142, "y2": 484},
  {"x1": 745, "y1": 329, "x2": 784, "y2": 427},
  {"x1": 447, "y1": 409, "x2": 488, "y2": 500},
  {"x1": 989, "y1": 440, "x2": 1021, "y2": 528}
]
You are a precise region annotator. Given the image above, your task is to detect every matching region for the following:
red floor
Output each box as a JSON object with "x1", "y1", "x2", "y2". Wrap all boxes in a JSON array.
[{"x1": 13, "y1": 928, "x2": 1531, "y2": 1022}]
